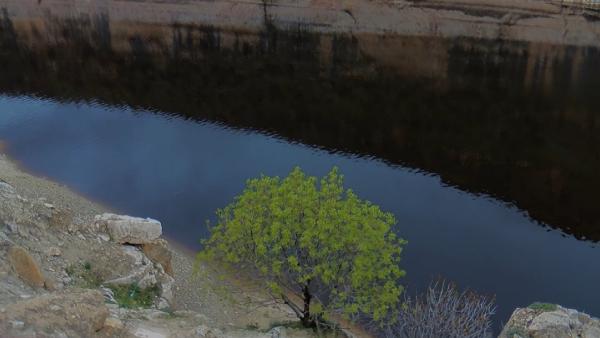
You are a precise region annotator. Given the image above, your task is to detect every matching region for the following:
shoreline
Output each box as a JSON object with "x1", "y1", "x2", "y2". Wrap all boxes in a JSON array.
[
  {"x1": 1, "y1": 0, "x2": 600, "y2": 48},
  {"x1": 0, "y1": 150, "x2": 370, "y2": 337}
]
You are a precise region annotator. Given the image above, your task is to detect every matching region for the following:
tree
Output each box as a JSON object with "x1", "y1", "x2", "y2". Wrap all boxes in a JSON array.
[{"x1": 198, "y1": 167, "x2": 406, "y2": 327}]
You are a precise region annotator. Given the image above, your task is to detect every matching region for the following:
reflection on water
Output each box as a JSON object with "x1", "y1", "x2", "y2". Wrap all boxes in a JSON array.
[{"x1": 0, "y1": 7, "x2": 599, "y2": 330}]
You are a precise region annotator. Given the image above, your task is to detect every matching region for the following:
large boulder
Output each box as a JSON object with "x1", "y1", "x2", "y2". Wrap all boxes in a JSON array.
[
  {"x1": 95, "y1": 213, "x2": 162, "y2": 244},
  {"x1": 142, "y1": 239, "x2": 174, "y2": 276},
  {"x1": 0, "y1": 288, "x2": 109, "y2": 337},
  {"x1": 8, "y1": 245, "x2": 45, "y2": 288},
  {"x1": 500, "y1": 303, "x2": 600, "y2": 338}
]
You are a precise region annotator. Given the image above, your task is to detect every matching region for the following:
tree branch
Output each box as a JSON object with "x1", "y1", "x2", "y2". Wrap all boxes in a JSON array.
[{"x1": 281, "y1": 293, "x2": 304, "y2": 320}]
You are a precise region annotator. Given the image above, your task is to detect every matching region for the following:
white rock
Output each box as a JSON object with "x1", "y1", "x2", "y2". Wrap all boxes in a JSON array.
[
  {"x1": 269, "y1": 326, "x2": 285, "y2": 338},
  {"x1": 95, "y1": 213, "x2": 162, "y2": 244},
  {"x1": 500, "y1": 305, "x2": 600, "y2": 338},
  {"x1": 98, "y1": 234, "x2": 110, "y2": 242},
  {"x1": 10, "y1": 320, "x2": 25, "y2": 329},
  {"x1": 0, "y1": 181, "x2": 15, "y2": 194}
]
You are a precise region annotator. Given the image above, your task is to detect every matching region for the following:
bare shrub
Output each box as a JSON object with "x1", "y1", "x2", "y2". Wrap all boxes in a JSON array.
[{"x1": 374, "y1": 280, "x2": 495, "y2": 338}]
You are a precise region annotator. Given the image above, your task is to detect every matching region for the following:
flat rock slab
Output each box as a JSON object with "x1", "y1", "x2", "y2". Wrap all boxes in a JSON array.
[{"x1": 95, "y1": 213, "x2": 162, "y2": 244}]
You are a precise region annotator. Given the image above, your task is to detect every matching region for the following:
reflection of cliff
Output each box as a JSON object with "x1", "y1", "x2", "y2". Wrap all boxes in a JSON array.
[{"x1": 1, "y1": 12, "x2": 600, "y2": 241}]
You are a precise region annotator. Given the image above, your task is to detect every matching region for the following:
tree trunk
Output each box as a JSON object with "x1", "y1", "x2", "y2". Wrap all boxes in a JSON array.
[{"x1": 301, "y1": 283, "x2": 315, "y2": 328}]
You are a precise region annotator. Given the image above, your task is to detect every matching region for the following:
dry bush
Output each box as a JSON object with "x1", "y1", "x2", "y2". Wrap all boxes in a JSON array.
[{"x1": 372, "y1": 280, "x2": 495, "y2": 338}]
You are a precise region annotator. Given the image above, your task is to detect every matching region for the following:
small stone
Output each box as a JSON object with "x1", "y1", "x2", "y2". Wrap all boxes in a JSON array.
[
  {"x1": 44, "y1": 278, "x2": 57, "y2": 291},
  {"x1": 50, "y1": 305, "x2": 62, "y2": 311},
  {"x1": 98, "y1": 234, "x2": 110, "y2": 242},
  {"x1": 269, "y1": 326, "x2": 284, "y2": 338},
  {"x1": 43, "y1": 203, "x2": 55, "y2": 209},
  {"x1": 156, "y1": 298, "x2": 170, "y2": 310},
  {"x1": 103, "y1": 317, "x2": 124, "y2": 332},
  {"x1": 78, "y1": 234, "x2": 86, "y2": 241},
  {"x1": 47, "y1": 247, "x2": 62, "y2": 257},
  {"x1": 6, "y1": 222, "x2": 18, "y2": 233},
  {"x1": 10, "y1": 320, "x2": 24, "y2": 329}
]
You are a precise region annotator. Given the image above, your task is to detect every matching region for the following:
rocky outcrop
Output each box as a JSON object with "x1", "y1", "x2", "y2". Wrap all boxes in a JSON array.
[
  {"x1": 7, "y1": 245, "x2": 46, "y2": 288},
  {"x1": 104, "y1": 245, "x2": 160, "y2": 289},
  {"x1": 500, "y1": 304, "x2": 600, "y2": 338},
  {"x1": 95, "y1": 213, "x2": 162, "y2": 244},
  {"x1": 0, "y1": 288, "x2": 109, "y2": 337}
]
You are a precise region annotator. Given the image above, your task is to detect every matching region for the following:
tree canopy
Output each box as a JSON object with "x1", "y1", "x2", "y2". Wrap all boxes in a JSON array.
[{"x1": 198, "y1": 167, "x2": 406, "y2": 327}]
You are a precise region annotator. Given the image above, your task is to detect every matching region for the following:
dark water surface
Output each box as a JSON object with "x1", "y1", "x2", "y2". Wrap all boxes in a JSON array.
[{"x1": 0, "y1": 9, "x2": 599, "y2": 330}]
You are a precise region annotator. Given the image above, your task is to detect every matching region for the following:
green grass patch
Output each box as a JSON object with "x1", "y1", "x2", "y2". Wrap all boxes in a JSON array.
[
  {"x1": 65, "y1": 262, "x2": 102, "y2": 289},
  {"x1": 108, "y1": 283, "x2": 160, "y2": 309},
  {"x1": 528, "y1": 302, "x2": 557, "y2": 312}
]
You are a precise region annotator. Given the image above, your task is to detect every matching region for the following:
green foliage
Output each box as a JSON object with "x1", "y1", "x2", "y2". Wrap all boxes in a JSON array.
[
  {"x1": 199, "y1": 167, "x2": 406, "y2": 325},
  {"x1": 65, "y1": 262, "x2": 102, "y2": 289},
  {"x1": 528, "y1": 302, "x2": 557, "y2": 312},
  {"x1": 108, "y1": 283, "x2": 160, "y2": 309}
]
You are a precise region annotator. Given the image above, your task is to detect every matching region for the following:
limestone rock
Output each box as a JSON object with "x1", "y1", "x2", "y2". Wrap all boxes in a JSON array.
[
  {"x1": 0, "y1": 289, "x2": 109, "y2": 337},
  {"x1": 103, "y1": 246, "x2": 161, "y2": 289},
  {"x1": 500, "y1": 304, "x2": 600, "y2": 338},
  {"x1": 158, "y1": 273, "x2": 175, "y2": 304},
  {"x1": 142, "y1": 239, "x2": 173, "y2": 276},
  {"x1": 46, "y1": 246, "x2": 62, "y2": 257},
  {"x1": 95, "y1": 213, "x2": 162, "y2": 244},
  {"x1": 8, "y1": 246, "x2": 45, "y2": 288}
]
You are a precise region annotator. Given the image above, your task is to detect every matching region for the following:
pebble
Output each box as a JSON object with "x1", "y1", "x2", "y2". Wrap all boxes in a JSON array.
[
  {"x1": 47, "y1": 247, "x2": 62, "y2": 257},
  {"x1": 10, "y1": 320, "x2": 24, "y2": 329},
  {"x1": 6, "y1": 222, "x2": 18, "y2": 233}
]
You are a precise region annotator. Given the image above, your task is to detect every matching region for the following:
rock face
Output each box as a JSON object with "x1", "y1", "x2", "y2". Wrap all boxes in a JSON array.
[
  {"x1": 8, "y1": 245, "x2": 45, "y2": 288},
  {"x1": 95, "y1": 213, "x2": 162, "y2": 244},
  {"x1": 500, "y1": 304, "x2": 600, "y2": 338},
  {"x1": 0, "y1": 289, "x2": 109, "y2": 337},
  {"x1": 104, "y1": 245, "x2": 158, "y2": 288},
  {"x1": 142, "y1": 239, "x2": 174, "y2": 276}
]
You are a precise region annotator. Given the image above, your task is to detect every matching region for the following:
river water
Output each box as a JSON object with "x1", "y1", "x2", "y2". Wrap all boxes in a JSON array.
[{"x1": 0, "y1": 10, "x2": 599, "y2": 330}]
